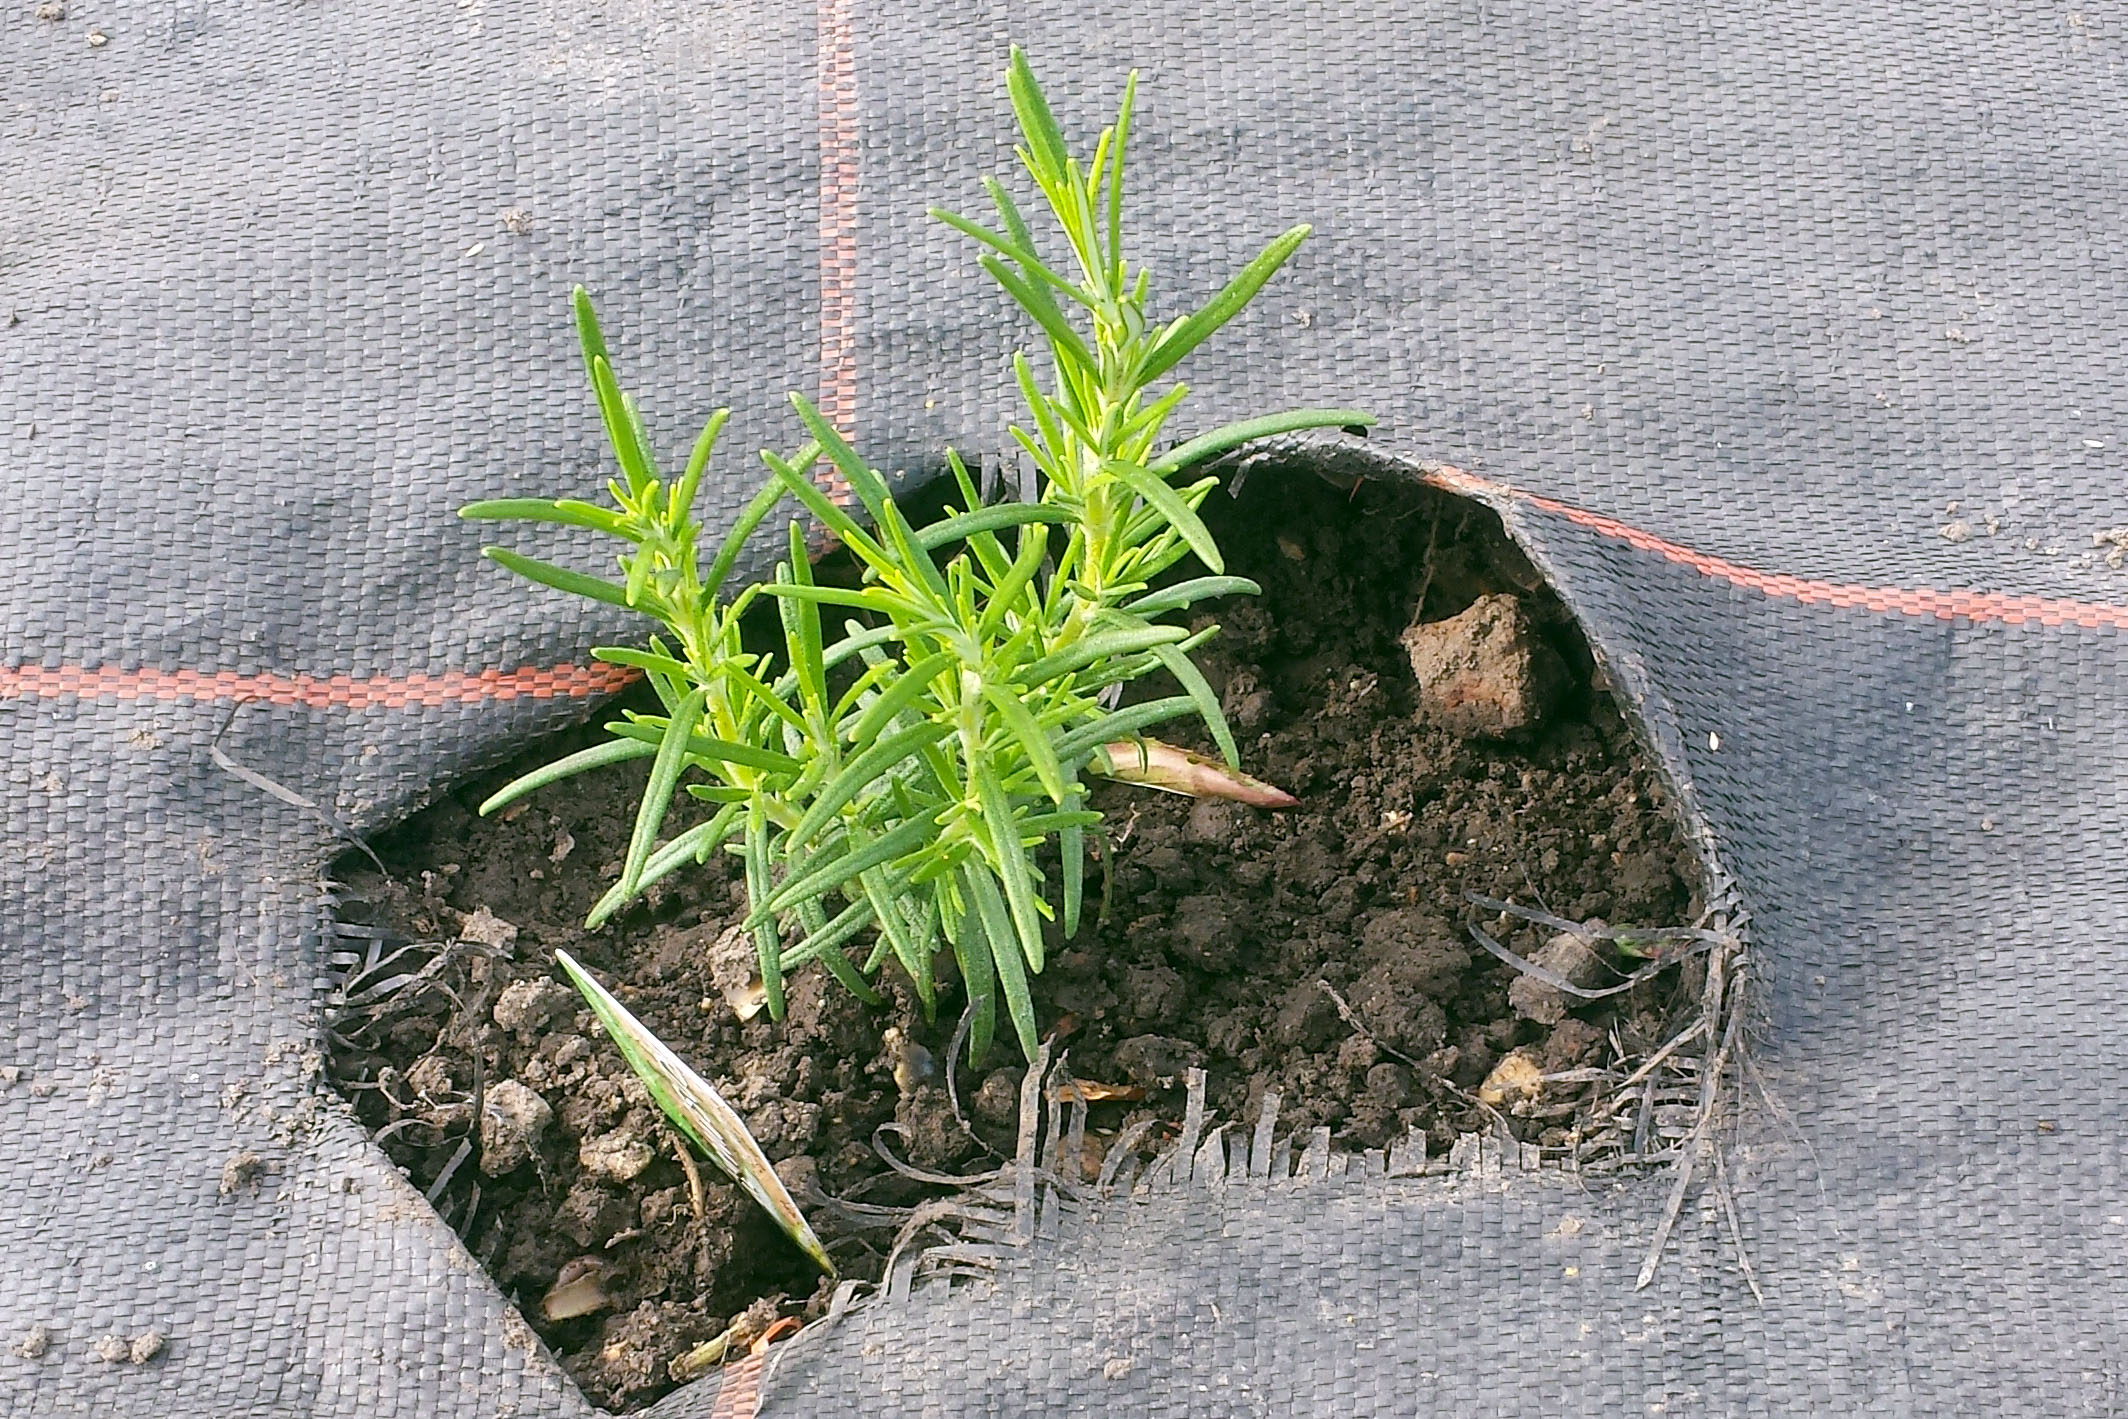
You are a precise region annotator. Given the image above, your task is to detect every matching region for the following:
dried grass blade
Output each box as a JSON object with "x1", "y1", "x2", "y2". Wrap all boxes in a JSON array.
[{"x1": 555, "y1": 950, "x2": 834, "y2": 1275}]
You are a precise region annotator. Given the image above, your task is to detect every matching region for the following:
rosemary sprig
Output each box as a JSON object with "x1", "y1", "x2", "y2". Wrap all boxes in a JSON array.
[{"x1": 465, "y1": 49, "x2": 1370, "y2": 1065}]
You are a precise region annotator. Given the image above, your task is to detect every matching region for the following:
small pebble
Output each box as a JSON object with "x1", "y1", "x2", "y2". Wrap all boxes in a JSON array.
[
  {"x1": 1477, "y1": 1048, "x2": 1545, "y2": 1108},
  {"x1": 457, "y1": 906, "x2": 518, "y2": 950},
  {"x1": 540, "y1": 1258, "x2": 610, "y2": 1322},
  {"x1": 579, "y1": 1127, "x2": 654, "y2": 1183},
  {"x1": 971, "y1": 1068, "x2": 1024, "y2": 1128},
  {"x1": 882, "y1": 1027, "x2": 933, "y2": 1096},
  {"x1": 479, "y1": 1080, "x2": 553, "y2": 1176},
  {"x1": 492, "y1": 978, "x2": 573, "y2": 1035}
]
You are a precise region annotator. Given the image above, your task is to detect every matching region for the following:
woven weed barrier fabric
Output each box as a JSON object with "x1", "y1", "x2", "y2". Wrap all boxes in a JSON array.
[{"x1": 5, "y1": 1, "x2": 2126, "y2": 1414}]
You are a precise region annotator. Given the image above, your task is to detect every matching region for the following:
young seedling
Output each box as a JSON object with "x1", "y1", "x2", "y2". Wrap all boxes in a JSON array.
[{"x1": 465, "y1": 49, "x2": 1369, "y2": 1064}]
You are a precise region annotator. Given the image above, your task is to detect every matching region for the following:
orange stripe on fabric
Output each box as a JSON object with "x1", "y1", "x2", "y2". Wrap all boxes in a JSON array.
[
  {"x1": 0, "y1": 662, "x2": 638, "y2": 708},
  {"x1": 814, "y1": 0, "x2": 860, "y2": 509},
  {"x1": 705, "y1": 1351, "x2": 766, "y2": 1419},
  {"x1": 1426, "y1": 466, "x2": 2128, "y2": 631},
  {"x1": 26, "y1": 463, "x2": 2115, "y2": 713}
]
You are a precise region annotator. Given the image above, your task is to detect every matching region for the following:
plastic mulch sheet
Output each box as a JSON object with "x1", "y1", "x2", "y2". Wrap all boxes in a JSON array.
[{"x1": 5, "y1": 2, "x2": 2124, "y2": 1414}]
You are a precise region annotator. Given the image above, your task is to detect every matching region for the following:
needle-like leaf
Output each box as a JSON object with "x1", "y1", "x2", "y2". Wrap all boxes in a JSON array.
[
  {"x1": 950, "y1": 905, "x2": 998, "y2": 1066},
  {"x1": 1105, "y1": 460, "x2": 1223, "y2": 573},
  {"x1": 1005, "y1": 46, "x2": 1071, "y2": 189},
  {"x1": 1121, "y1": 576, "x2": 1261, "y2": 617},
  {"x1": 788, "y1": 720, "x2": 950, "y2": 850},
  {"x1": 757, "y1": 814, "x2": 935, "y2": 921},
  {"x1": 673, "y1": 408, "x2": 732, "y2": 524},
  {"x1": 480, "y1": 547, "x2": 635, "y2": 609},
  {"x1": 1151, "y1": 641, "x2": 1241, "y2": 768},
  {"x1": 586, "y1": 807, "x2": 744, "y2": 929},
  {"x1": 477, "y1": 738, "x2": 657, "y2": 817},
  {"x1": 974, "y1": 757, "x2": 1049, "y2": 974},
  {"x1": 618, "y1": 687, "x2": 703, "y2": 901},
  {"x1": 912, "y1": 501, "x2": 1075, "y2": 553},
  {"x1": 1019, "y1": 623, "x2": 1186, "y2": 687},
  {"x1": 1143, "y1": 407, "x2": 1376, "y2": 479},
  {"x1": 1138, "y1": 224, "x2": 1313, "y2": 383},
  {"x1": 743, "y1": 803, "x2": 785, "y2": 1020},
  {"x1": 980, "y1": 682, "x2": 1066, "y2": 806},
  {"x1": 963, "y1": 863, "x2": 1040, "y2": 1062},
  {"x1": 459, "y1": 498, "x2": 628, "y2": 533},
  {"x1": 602, "y1": 720, "x2": 802, "y2": 777}
]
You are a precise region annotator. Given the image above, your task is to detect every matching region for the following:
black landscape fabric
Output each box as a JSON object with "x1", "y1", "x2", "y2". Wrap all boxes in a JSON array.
[{"x1": 4, "y1": 1, "x2": 2125, "y2": 1415}]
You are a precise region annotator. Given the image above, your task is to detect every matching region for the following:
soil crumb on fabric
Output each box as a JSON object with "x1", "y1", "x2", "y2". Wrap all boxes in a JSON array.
[{"x1": 327, "y1": 466, "x2": 1701, "y2": 1410}]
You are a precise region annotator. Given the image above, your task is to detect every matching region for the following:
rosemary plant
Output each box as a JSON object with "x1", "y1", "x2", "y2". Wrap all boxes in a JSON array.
[{"x1": 465, "y1": 49, "x2": 1369, "y2": 1065}]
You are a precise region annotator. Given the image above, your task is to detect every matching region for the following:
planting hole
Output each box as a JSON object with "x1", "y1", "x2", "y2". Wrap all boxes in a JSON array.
[{"x1": 326, "y1": 463, "x2": 1711, "y2": 1410}]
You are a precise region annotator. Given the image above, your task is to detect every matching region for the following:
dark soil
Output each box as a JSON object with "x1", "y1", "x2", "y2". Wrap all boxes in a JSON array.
[{"x1": 325, "y1": 466, "x2": 1700, "y2": 1410}]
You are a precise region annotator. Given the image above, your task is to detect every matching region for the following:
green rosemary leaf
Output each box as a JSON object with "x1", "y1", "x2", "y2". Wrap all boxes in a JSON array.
[
  {"x1": 978, "y1": 254, "x2": 1097, "y2": 376},
  {"x1": 672, "y1": 408, "x2": 731, "y2": 525},
  {"x1": 847, "y1": 649, "x2": 956, "y2": 750},
  {"x1": 975, "y1": 522, "x2": 1050, "y2": 641},
  {"x1": 1144, "y1": 407, "x2": 1376, "y2": 479},
  {"x1": 477, "y1": 738, "x2": 656, "y2": 817},
  {"x1": 963, "y1": 861, "x2": 1040, "y2": 1062},
  {"x1": 789, "y1": 720, "x2": 951, "y2": 851},
  {"x1": 1004, "y1": 45, "x2": 1070, "y2": 189},
  {"x1": 1104, "y1": 460, "x2": 1223, "y2": 573},
  {"x1": 758, "y1": 814, "x2": 935, "y2": 921},
  {"x1": 1138, "y1": 223, "x2": 1313, "y2": 383},
  {"x1": 602, "y1": 720, "x2": 802, "y2": 776},
  {"x1": 619, "y1": 686, "x2": 704, "y2": 900},
  {"x1": 759, "y1": 444, "x2": 888, "y2": 567},
  {"x1": 781, "y1": 522, "x2": 828, "y2": 719},
  {"x1": 591, "y1": 646, "x2": 696, "y2": 681},
  {"x1": 585, "y1": 806, "x2": 743, "y2": 929},
  {"x1": 1121, "y1": 576, "x2": 1261, "y2": 617},
  {"x1": 1060, "y1": 797, "x2": 1086, "y2": 938},
  {"x1": 480, "y1": 547, "x2": 634, "y2": 609},
  {"x1": 744, "y1": 803, "x2": 785, "y2": 1020},
  {"x1": 589, "y1": 353, "x2": 658, "y2": 499},
  {"x1": 1019, "y1": 623, "x2": 1187, "y2": 687},
  {"x1": 702, "y1": 474, "x2": 794, "y2": 603},
  {"x1": 458, "y1": 498, "x2": 627, "y2": 533},
  {"x1": 1050, "y1": 695, "x2": 1198, "y2": 764},
  {"x1": 911, "y1": 501, "x2": 1075, "y2": 552},
  {"x1": 950, "y1": 900, "x2": 997, "y2": 1067},
  {"x1": 980, "y1": 682, "x2": 1066, "y2": 806}
]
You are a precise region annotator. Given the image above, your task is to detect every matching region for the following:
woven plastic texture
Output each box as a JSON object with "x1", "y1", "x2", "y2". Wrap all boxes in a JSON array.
[{"x1": 4, "y1": 1, "x2": 2124, "y2": 1415}]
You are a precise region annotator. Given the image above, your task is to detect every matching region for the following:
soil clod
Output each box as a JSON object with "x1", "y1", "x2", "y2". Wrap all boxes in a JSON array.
[
  {"x1": 492, "y1": 979, "x2": 574, "y2": 1036},
  {"x1": 579, "y1": 1125, "x2": 656, "y2": 1184},
  {"x1": 480, "y1": 1080, "x2": 553, "y2": 1176},
  {"x1": 217, "y1": 1150, "x2": 265, "y2": 1197},
  {"x1": 1401, "y1": 591, "x2": 1562, "y2": 737}
]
